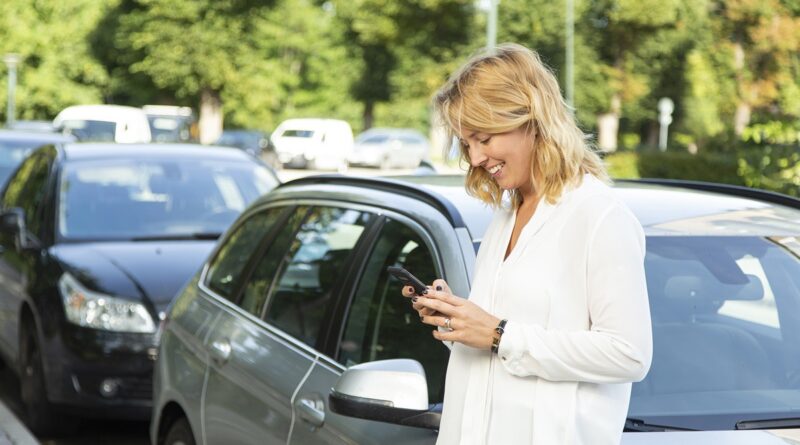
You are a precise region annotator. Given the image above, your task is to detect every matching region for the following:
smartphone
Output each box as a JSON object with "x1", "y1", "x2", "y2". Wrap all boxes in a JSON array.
[{"x1": 387, "y1": 266, "x2": 428, "y2": 295}]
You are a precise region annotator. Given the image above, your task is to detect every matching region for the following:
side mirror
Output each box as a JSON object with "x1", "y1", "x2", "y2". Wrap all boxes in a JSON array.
[
  {"x1": 328, "y1": 359, "x2": 441, "y2": 430},
  {"x1": 0, "y1": 208, "x2": 35, "y2": 250}
]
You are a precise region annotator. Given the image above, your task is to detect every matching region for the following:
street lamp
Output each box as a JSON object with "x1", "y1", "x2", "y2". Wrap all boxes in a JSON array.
[
  {"x1": 486, "y1": 0, "x2": 499, "y2": 49},
  {"x1": 4, "y1": 53, "x2": 21, "y2": 128},
  {"x1": 565, "y1": 0, "x2": 574, "y2": 108}
]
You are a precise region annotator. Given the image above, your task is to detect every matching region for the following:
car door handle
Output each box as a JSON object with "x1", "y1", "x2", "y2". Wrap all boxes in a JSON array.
[
  {"x1": 295, "y1": 397, "x2": 325, "y2": 427},
  {"x1": 209, "y1": 339, "x2": 231, "y2": 365}
]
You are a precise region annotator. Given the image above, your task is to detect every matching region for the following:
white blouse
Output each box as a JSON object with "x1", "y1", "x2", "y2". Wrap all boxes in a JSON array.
[{"x1": 437, "y1": 174, "x2": 653, "y2": 445}]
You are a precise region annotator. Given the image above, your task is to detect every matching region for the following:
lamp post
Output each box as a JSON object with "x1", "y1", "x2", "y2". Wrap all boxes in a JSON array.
[
  {"x1": 486, "y1": 0, "x2": 499, "y2": 49},
  {"x1": 4, "y1": 53, "x2": 20, "y2": 128},
  {"x1": 658, "y1": 97, "x2": 674, "y2": 151},
  {"x1": 565, "y1": 0, "x2": 574, "y2": 108}
]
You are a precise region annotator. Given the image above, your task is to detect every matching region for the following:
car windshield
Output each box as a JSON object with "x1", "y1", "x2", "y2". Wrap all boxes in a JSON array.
[
  {"x1": 60, "y1": 119, "x2": 117, "y2": 142},
  {"x1": 58, "y1": 158, "x2": 277, "y2": 240},
  {"x1": 627, "y1": 235, "x2": 800, "y2": 430},
  {"x1": 148, "y1": 116, "x2": 191, "y2": 143},
  {"x1": 0, "y1": 140, "x2": 41, "y2": 185}
]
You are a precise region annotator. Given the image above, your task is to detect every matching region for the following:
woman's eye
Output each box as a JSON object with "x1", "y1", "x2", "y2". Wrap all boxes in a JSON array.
[{"x1": 480, "y1": 137, "x2": 492, "y2": 145}]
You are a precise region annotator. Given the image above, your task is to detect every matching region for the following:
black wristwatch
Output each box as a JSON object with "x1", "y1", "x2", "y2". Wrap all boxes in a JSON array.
[{"x1": 491, "y1": 319, "x2": 508, "y2": 354}]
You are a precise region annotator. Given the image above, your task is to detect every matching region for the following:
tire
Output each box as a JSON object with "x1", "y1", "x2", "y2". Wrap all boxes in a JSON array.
[
  {"x1": 164, "y1": 417, "x2": 196, "y2": 445},
  {"x1": 19, "y1": 321, "x2": 77, "y2": 437}
]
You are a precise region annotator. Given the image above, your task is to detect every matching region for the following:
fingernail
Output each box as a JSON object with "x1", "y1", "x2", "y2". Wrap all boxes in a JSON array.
[
  {"x1": 420, "y1": 315, "x2": 424, "y2": 320},
  {"x1": 412, "y1": 297, "x2": 418, "y2": 302},
  {"x1": 422, "y1": 290, "x2": 428, "y2": 295},
  {"x1": 436, "y1": 285, "x2": 443, "y2": 291}
]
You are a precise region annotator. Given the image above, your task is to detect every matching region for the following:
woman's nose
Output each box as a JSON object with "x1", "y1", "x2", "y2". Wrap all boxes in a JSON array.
[{"x1": 469, "y1": 144, "x2": 487, "y2": 167}]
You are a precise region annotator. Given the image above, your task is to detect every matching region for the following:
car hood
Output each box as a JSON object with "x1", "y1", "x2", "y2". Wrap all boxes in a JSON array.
[
  {"x1": 50, "y1": 241, "x2": 216, "y2": 312},
  {"x1": 622, "y1": 429, "x2": 800, "y2": 444}
]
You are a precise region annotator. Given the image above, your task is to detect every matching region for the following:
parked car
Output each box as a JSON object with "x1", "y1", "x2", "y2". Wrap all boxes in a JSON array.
[
  {"x1": 152, "y1": 174, "x2": 800, "y2": 445},
  {"x1": 0, "y1": 142, "x2": 279, "y2": 435},
  {"x1": 0, "y1": 129, "x2": 74, "y2": 187},
  {"x1": 348, "y1": 128, "x2": 430, "y2": 169},
  {"x1": 271, "y1": 118, "x2": 353, "y2": 170},
  {"x1": 143, "y1": 105, "x2": 196, "y2": 143},
  {"x1": 54, "y1": 105, "x2": 152, "y2": 143},
  {"x1": 216, "y1": 129, "x2": 280, "y2": 170},
  {"x1": 7, "y1": 120, "x2": 57, "y2": 133}
]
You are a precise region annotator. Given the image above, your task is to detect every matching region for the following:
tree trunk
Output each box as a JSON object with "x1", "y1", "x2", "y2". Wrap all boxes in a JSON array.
[
  {"x1": 362, "y1": 101, "x2": 374, "y2": 132},
  {"x1": 597, "y1": 94, "x2": 621, "y2": 152},
  {"x1": 734, "y1": 102, "x2": 751, "y2": 137},
  {"x1": 199, "y1": 88, "x2": 223, "y2": 144},
  {"x1": 732, "y1": 42, "x2": 751, "y2": 136}
]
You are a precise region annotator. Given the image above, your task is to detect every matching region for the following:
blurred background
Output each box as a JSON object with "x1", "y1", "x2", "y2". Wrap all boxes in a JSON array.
[{"x1": 1, "y1": 0, "x2": 799, "y2": 191}]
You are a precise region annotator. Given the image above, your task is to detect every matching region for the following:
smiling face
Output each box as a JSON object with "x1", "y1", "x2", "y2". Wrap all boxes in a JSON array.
[{"x1": 459, "y1": 126, "x2": 536, "y2": 198}]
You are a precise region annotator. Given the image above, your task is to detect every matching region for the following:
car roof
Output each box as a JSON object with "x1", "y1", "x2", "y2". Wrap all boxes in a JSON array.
[
  {"x1": 0, "y1": 129, "x2": 75, "y2": 143},
  {"x1": 273, "y1": 174, "x2": 800, "y2": 240},
  {"x1": 55, "y1": 104, "x2": 146, "y2": 118},
  {"x1": 60, "y1": 143, "x2": 257, "y2": 163}
]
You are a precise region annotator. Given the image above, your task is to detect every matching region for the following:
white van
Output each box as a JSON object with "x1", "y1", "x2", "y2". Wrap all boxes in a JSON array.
[
  {"x1": 271, "y1": 118, "x2": 353, "y2": 170},
  {"x1": 54, "y1": 105, "x2": 152, "y2": 143}
]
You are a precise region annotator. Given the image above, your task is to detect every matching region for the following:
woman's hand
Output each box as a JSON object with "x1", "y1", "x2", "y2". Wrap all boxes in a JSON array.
[
  {"x1": 401, "y1": 279, "x2": 449, "y2": 319},
  {"x1": 415, "y1": 282, "x2": 501, "y2": 350}
]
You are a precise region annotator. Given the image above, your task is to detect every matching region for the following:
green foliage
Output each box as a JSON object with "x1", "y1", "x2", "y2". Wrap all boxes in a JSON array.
[
  {"x1": 604, "y1": 151, "x2": 641, "y2": 179},
  {"x1": 637, "y1": 150, "x2": 744, "y2": 185},
  {"x1": 737, "y1": 143, "x2": 800, "y2": 196},
  {"x1": 0, "y1": 0, "x2": 112, "y2": 120}
]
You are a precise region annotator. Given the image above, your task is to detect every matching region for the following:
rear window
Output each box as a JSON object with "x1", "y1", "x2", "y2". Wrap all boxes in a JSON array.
[
  {"x1": 281, "y1": 129, "x2": 314, "y2": 138},
  {"x1": 60, "y1": 120, "x2": 117, "y2": 142}
]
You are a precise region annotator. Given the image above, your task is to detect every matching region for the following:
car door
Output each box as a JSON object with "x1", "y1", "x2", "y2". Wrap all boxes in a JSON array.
[
  {"x1": 202, "y1": 205, "x2": 374, "y2": 445},
  {"x1": 0, "y1": 148, "x2": 55, "y2": 363},
  {"x1": 290, "y1": 216, "x2": 447, "y2": 444}
]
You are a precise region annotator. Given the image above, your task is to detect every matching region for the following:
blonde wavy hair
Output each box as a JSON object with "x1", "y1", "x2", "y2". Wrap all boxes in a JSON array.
[{"x1": 433, "y1": 43, "x2": 608, "y2": 208}]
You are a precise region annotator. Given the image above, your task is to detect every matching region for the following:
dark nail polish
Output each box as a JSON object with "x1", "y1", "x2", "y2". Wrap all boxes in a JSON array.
[
  {"x1": 436, "y1": 285, "x2": 443, "y2": 291},
  {"x1": 422, "y1": 289, "x2": 428, "y2": 295},
  {"x1": 412, "y1": 297, "x2": 418, "y2": 302}
]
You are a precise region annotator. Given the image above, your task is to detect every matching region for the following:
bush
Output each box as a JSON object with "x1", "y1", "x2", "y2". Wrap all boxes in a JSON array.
[
  {"x1": 604, "y1": 151, "x2": 640, "y2": 179},
  {"x1": 637, "y1": 150, "x2": 744, "y2": 185},
  {"x1": 736, "y1": 143, "x2": 800, "y2": 196}
]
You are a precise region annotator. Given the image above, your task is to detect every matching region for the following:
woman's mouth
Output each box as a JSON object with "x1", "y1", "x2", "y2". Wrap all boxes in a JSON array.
[{"x1": 487, "y1": 162, "x2": 505, "y2": 177}]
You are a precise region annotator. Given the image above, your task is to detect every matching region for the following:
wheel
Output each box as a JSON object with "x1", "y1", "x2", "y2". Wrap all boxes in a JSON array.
[
  {"x1": 164, "y1": 417, "x2": 195, "y2": 445},
  {"x1": 19, "y1": 320, "x2": 77, "y2": 436}
]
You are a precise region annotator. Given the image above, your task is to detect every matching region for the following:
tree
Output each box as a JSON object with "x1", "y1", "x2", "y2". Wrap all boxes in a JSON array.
[
  {"x1": 0, "y1": 0, "x2": 111, "y2": 121},
  {"x1": 332, "y1": 0, "x2": 475, "y2": 131}
]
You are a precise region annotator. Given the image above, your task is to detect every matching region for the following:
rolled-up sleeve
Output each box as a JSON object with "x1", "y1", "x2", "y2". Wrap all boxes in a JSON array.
[{"x1": 497, "y1": 203, "x2": 653, "y2": 383}]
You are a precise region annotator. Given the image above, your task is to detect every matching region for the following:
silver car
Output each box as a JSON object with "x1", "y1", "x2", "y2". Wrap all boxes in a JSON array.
[
  {"x1": 348, "y1": 128, "x2": 430, "y2": 169},
  {"x1": 151, "y1": 175, "x2": 800, "y2": 444}
]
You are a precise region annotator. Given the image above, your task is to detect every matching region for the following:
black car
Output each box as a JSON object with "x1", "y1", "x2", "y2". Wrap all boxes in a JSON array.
[
  {"x1": 216, "y1": 130, "x2": 280, "y2": 170},
  {"x1": 0, "y1": 129, "x2": 74, "y2": 187},
  {"x1": 0, "y1": 143, "x2": 279, "y2": 435}
]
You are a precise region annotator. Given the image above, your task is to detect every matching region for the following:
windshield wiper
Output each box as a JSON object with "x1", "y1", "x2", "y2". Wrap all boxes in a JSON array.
[
  {"x1": 625, "y1": 418, "x2": 695, "y2": 432},
  {"x1": 131, "y1": 232, "x2": 222, "y2": 241},
  {"x1": 736, "y1": 417, "x2": 800, "y2": 430}
]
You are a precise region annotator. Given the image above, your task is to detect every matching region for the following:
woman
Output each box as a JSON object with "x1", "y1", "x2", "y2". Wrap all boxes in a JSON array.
[{"x1": 403, "y1": 43, "x2": 652, "y2": 444}]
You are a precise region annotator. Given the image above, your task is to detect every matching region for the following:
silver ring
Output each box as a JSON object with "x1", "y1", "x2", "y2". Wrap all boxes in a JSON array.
[{"x1": 444, "y1": 318, "x2": 452, "y2": 330}]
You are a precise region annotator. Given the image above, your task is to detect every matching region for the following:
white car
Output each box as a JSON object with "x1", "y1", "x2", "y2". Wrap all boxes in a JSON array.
[
  {"x1": 348, "y1": 128, "x2": 430, "y2": 169},
  {"x1": 54, "y1": 104, "x2": 152, "y2": 143},
  {"x1": 271, "y1": 118, "x2": 353, "y2": 170}
]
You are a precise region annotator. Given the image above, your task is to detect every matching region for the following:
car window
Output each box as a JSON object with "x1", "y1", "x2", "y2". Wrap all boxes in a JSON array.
[
  {"x1": 58, "y1": 158, "x2": 277, "y2": 239},
  {"x1": 60, "y1": 119, "x2": 117, "y2": 142},
  {"x1": 239, "y1": 206, "x2": 308, "y2": 317},
  {"x1": 1, "y1": 148, "x2": 55, "y2": 236},
  {"x1": 338, "y1": 218, "x2": 448, "y2": 403},
  {"x1": 629, "y1": 235, "x2": 800, "y2": 429},
  {"x1": 281, "y1": 129, "x2": 314, "y2": 138},
  {"x1": 205, "y1": 208, "x2": 284, "y2": 301},
  {"x1": 263, "y1": 206, "x2": 372, "y2": 347},
  {"x1": 0, "y1": 140, "x2": 48, "y2": 186}
]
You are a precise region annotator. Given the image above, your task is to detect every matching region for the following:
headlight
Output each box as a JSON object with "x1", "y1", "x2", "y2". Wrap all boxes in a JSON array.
[{"x1": 58, "y1": 272, "x2": 156, "y2": 333}]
